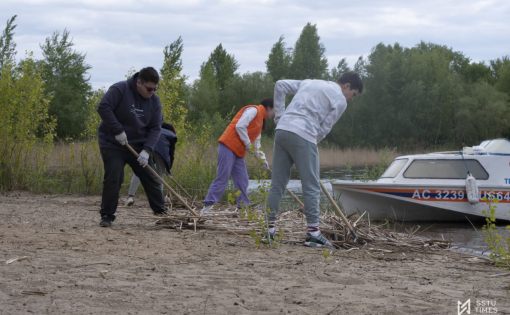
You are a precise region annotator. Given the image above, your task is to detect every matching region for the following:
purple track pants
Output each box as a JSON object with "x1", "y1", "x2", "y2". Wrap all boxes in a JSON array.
[{"x1": 204, "y1": 144, "x2": 250, "y2": 207}]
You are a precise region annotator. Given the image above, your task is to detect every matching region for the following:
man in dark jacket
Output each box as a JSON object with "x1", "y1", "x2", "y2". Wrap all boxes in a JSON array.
[
  {"x1": 97, "y1": 67, "x2": 166, "y2": 227},
  {"x1": 125, "y1": 122, "x2": 177, "y2": 206}
]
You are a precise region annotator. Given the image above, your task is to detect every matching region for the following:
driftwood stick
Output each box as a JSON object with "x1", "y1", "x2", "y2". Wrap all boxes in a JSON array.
[
  {"x1": 319, "y1": 181, "x2": 357, "y2": 240},
  {"x1": 125, "y1": 144, "x2": 198, "y2": 217},
  {"x1": 267, "y1": 168, "x2": 304, "y2": 209},
  {"x1": 353, "y1": 211, "x2": 366, "y2": 227},
  {"x1": 169, "y1": 175, "x2": 194, "y2": 200},
  {"x1": 287, "y1": 189, "x2": 304, "y2": 209}
]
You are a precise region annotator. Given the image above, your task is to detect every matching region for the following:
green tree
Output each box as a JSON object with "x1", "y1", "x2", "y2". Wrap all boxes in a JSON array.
[
  {"x1": 490, "y1": 57, "x2": 510, "y2": 80},
  {"x1": 0, "y1": 54, "x2": 54, "y2": 189},
  {"x1": 266, "y1": 36, "x2": 291, "y2": 81},
  {"x1": 490, "y1": 57, "x2": 510, "y2": 96},
  {"x1": 189, "y1": 44, "x2": 239, "y2": 119},
  {"x1": 0, "y1": 15, "x2": 17, "y2": 72},
  {"x1": 82, "y1": 88, "x2": 105, "y2": 139},
  {"x1": 352, "y1": 42, "x2": 465, "y2": 147},
  {"x1": 329, "y1": 58, "x2": 351, "y2": 81},
  {"x1": 329, "y1": 42, "x2": 510, "y2": 148},
  {"x1": 353, "y1": 56, "x2": 367, "y2": 79},
  {"x1": 159, "y1": 36, "x2": 188, "y2": 136},
  {"x1": 207, "y1": 43, "x2": 239, "y2": 92},
  {"x1": 40, "y1": 29, "x2": 91, "y2": 139},
  {"x1": 223, "y1": 71, "x2": 275, "y2": 117},
  {"x1": 189, "y1": 61, "x2": 220, "y2": 121},
  {"x1": 454, "y1": 81, "x2": 509, "y2": 143},
  {"x1": 460, "y1": 61, "x2": 492, "y2": 83},
  {"x1": 290, "y1": 23, "x2": 328, "y2": 79}
]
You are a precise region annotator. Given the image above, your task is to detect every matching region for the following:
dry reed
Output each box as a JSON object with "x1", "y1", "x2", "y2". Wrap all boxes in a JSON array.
[{"x1": 140, "y1": 204, "x2": 451, "y2": 252}]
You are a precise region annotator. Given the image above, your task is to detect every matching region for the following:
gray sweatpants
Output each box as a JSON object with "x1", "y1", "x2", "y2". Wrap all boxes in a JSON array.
[{"x1": 268, "y1": 130, "x2": 320, "y2": 227}]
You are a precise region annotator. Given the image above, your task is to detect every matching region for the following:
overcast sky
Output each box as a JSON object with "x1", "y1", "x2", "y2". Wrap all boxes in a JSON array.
[{"x1": 1, "y1": 0, "x2": 509, "y2": 89}]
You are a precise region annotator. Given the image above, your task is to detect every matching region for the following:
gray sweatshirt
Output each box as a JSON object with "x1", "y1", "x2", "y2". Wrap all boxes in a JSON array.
[{"x1": 274, "y1": 79, "x2": 347, "y2": 144}]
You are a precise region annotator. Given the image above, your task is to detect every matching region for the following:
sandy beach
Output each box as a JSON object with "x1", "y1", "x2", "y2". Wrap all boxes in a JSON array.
[{"x1": 0, "y1": 192, "x2": 508, "y2": 315}]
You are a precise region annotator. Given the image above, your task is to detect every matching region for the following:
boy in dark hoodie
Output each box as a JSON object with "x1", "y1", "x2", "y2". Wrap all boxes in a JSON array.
[
  {"x1": 125, "y1": 122, "x2": 177, "y2": 206},
  {"x1": 97, "y1": 67, "x2": 166, "y2": 227}
]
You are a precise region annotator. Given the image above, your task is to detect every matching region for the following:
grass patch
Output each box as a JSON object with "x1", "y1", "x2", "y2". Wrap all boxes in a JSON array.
[{"x1": 1, "y1": 137, "x2": 405, "y2": 196}]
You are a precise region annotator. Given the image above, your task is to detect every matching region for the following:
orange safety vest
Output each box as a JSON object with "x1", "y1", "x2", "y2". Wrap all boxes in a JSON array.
[{"x1": 218, "y1": 105, "x2": 266, "y2": 158}]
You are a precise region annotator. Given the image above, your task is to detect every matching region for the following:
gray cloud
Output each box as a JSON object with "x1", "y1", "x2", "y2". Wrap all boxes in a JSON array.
[{"x1": 1, "y1": 0, "x2": 509, "y2": 89}]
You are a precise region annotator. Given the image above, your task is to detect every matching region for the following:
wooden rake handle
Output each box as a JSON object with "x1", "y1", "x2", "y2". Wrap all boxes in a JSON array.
[
  {"x1": 169, "y1": 176, "x2": 194, "y2": 200},
  {"x1": 319, "y1": 181, "x2": 358, "y2": 240},
  {"x1": 287, "y1": 189, "x2": 304, "y2": 209},
  {"x1": 125, "y1": 144, "x2": 199, "y2": 217},
  {"x1": 266, "y1": 167, "x2": 304, "y2": 209}
]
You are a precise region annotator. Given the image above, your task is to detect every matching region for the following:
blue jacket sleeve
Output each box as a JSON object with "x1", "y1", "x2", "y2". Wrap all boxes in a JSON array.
[
  {"x1": 167, "y1": 131, "x2": 177, "y2": 171},
  {"x1": 143, "y1": 98, "x2": 163, "y2": 152}
]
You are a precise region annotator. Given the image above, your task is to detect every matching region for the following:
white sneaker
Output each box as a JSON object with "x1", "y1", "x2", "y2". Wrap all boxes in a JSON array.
[
  {"x1": 125, "y1": 196, "x2": 134, "y2": 206},
  {"x1": 200, "y1": 204, "x2": 214, "y2": 215}
]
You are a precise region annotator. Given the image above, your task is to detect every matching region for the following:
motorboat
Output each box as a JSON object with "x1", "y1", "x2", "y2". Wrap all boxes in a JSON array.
[{"x1": 332, "y1": 139, "x2": 510, "y2": 222}]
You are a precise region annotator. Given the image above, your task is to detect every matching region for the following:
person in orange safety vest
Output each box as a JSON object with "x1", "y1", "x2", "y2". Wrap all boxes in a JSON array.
[{"x1": 201, "y1": 99, "x2": 275, "y2": 214}]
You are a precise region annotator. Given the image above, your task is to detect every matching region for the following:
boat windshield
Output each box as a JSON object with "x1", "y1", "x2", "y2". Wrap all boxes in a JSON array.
[
  {"x1": 479, "y1": 139, "x2": 510, "y2": 154},
  {"x1": 380, "y1": 159, "x2": 408, "y2": 178},
  {"x1": 403, "y1": 159, "x2": 489, "y2": 179}
]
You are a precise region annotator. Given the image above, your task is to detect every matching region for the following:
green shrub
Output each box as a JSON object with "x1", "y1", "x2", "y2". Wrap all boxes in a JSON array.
[{"x1": 482, "y1": 199, "x2": 510, "y2": 269}]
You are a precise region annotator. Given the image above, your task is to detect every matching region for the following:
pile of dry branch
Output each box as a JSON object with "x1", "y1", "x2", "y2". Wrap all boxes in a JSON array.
[{"x1": 147, "y1": 204, "x2": 451, "y2": 251}]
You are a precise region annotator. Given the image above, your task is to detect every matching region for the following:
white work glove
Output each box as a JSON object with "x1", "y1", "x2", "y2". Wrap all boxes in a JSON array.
[
  {"x1": 115, "y1": 132, "x2": 128, "y2": 145},
  {"x1": 137, "y1": 150, "x2": 150, "y2": 167},
  {"x1": 245, "y1": 143, "x2": 252, "y2": 152},
  {"x1": 263, "y1": 160, "x2": 270, "y2": 170}
]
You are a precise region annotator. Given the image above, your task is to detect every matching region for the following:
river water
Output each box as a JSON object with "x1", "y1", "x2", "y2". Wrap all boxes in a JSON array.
[{"x1": 248, "y1": 167, "x2": 510, "y2": 255}]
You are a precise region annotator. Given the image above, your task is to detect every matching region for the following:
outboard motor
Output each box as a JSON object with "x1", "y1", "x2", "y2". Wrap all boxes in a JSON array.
[{"x1": 466, "y1": 173, "x2": 479, "y2": 204}]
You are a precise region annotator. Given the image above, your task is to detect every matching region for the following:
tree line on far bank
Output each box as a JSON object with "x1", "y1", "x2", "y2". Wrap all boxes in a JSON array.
[{"x1": 1, "y1": 15, "x2": 509, "y2": 151}]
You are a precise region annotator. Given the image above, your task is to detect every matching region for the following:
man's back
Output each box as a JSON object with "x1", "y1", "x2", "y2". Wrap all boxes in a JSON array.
[{"x1": 275, "y1": 79, "x2": 347, "y2": 144}]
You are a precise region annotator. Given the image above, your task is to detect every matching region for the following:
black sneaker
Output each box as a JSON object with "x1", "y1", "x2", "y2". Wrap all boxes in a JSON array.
[
  {"x1": 99, "y1": 219, "x2": 112, "y2": 227},
  {"x1": 304, "y1": 232, "x2": 334, "y2": 249},
  {"x1": 153, "y1": 210, "x2": 169, "y2": 217}
]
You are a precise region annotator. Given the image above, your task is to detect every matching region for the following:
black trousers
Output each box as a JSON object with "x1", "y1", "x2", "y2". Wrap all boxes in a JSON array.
[{"x1": 99, "y1": 147, "x2": 165, "y2": 221}]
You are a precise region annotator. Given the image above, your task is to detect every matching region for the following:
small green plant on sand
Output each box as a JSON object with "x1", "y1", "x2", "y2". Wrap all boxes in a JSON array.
[
  {"x1": 228, "y1": 179, "x2": 282, "y2": 248},
  {"x1": 239, "y1": 193, "x2": 281, "y2": 248},
  {"x1": 241, "y1": 159, "x2": 283, "y2": 248},
  {"x1": 482, "y1": 198, "x2": 510, "y2": 269},
  {"x1": 227, "y1": 190, "x2": 241, "y2": 206},
  {"x1": 322, "y1": 248, "x2": 332, "y2": 261}
]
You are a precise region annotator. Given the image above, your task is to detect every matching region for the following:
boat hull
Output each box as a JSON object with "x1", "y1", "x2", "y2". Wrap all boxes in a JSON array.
[{"x1": 333, "y1": 181, "x2": 510, "y2": 222}]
